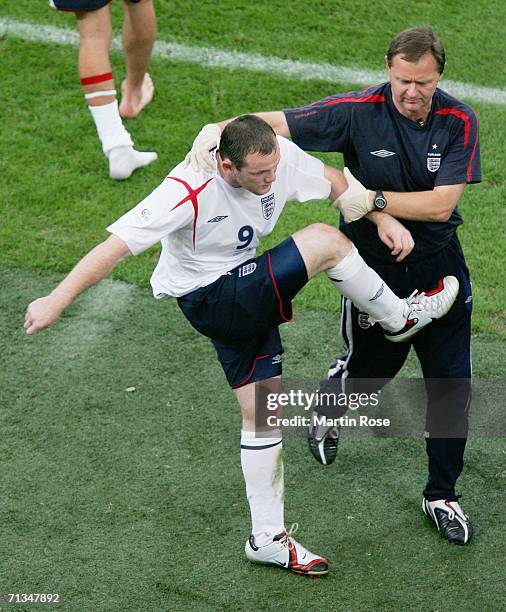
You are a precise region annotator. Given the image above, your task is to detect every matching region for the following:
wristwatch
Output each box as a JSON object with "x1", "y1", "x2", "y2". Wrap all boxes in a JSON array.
[{"x1": 373, "y1": 190, "x2": 387, "y2": 210}]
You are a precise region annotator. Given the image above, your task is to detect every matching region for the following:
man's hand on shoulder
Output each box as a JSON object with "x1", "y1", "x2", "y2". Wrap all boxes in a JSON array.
[
  {"x1": 334, "y1": 168, "x2": 375, "y2": 223},
  {"x1": 183, "y1": 113, "x2": 291, "y2": 173},
  {"x1": 184, "y1": 123, "x2": 221, "y2": 173}
]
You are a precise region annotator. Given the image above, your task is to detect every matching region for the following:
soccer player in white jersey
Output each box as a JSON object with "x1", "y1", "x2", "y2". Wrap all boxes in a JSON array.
[{"x1": 24, "y1": 116, "x2": 458, "y2": 576}]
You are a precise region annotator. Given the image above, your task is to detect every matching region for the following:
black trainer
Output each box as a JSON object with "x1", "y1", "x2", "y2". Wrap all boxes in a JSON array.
[
  {"x1": 307, "y1": 415, "x2": 339, "y2": 465},
  {"x1": 422, "y1": 498, "x2": 473, "y2": 544}
]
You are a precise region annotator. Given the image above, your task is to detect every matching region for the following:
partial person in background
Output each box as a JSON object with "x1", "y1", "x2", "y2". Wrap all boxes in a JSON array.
[{"x1": 50, "y1": 0, "x2": 158, "y2": 179}]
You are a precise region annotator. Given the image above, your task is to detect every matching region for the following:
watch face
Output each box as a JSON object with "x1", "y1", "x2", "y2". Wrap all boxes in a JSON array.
[{"x1": 374, "y1": 194, "x2": 387, "y2": 209}]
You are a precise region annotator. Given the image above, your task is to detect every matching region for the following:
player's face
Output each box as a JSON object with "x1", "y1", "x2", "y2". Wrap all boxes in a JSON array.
[
  {"x1": 387, "y1": 53, "x2": 441, "y2": 120},
  {"x1": 232, "y1": 147, "x2": 280, "y2": 195}
]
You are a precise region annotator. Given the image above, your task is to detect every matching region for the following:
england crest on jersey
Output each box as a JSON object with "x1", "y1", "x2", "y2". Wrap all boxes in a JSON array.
[
  {"x1": 261, "y1": 193, "x2": 275, "y2": 219},
  {"x1": 427, "y1": 152, "x2": 441, "y2": 172}
]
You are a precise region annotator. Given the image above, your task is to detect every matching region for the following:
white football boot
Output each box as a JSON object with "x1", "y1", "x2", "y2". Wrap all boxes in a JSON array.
[
  {"x1": 385, "y1": 276, "x2": 459, "y2": 343},
  {"x1": 245, "y1": 524, "x2": 329, "y2": 576}
]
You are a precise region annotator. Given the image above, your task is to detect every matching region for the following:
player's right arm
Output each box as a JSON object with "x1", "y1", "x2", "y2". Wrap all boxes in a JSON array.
[
  {"x1": 186, "y1": 112, "x2": 291, "y2": 171},
  {"x1": 25, "y1": 169, "x2": 195, "y2": 335},
  {"x1": 24, "y1": 235, "x2": 131, "y2": 335}
]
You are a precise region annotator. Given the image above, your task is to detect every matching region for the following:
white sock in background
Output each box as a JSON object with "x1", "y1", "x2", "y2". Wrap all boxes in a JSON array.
[
  {"x1": 326, "y1": 245, "x2": 406, "y2": 331},
  {"x1": 107, "y1": 146, "x2": 158, "y2": 180},
  {"x1": 88, "y1": 100, "x2": 157, "y2": 180},
  {"x1": 240, "y1": 430, "x2": 284, "y2": 547},
  {"x1": 88, "y1": 100, "x2": 133, "y2": 153}
]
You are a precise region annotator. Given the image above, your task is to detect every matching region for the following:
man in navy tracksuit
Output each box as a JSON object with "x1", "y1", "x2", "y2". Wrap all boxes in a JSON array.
[
  {"x1": 188, "y1": 27, "x2": 480, "y2": 544},
  {"x1": 289, "y1": 27, "x2": 480, "y2": 545}
]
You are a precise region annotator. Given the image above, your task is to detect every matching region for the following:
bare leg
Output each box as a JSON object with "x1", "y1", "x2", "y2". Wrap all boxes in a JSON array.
[
  {"x1": 119, "y1": 0, "x2": 157, "y2": 118},
  {"x1": 77, "y1": 6, "x2": 115, "y2": 107},
  {"x1": 291, "y1": 223, "x2": 407, "y2": 330},
  {"x1": 234, "y1": 376, "x2": 282, "y2": 432},
  {"x1": 76, "y1": 5, "x2": 157, "y2": 179},
  {"x1": 291, "y1": 222, "x2": 352, "y2": 278}
]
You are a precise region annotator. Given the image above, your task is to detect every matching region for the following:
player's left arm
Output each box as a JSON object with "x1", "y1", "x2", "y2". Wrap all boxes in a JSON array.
[
  {"x1": 279, "y1": 137, "x2": 341, "y2": 202},
  {"x1": 324, "y1": 164, "x2": 348, "y2": 200}
]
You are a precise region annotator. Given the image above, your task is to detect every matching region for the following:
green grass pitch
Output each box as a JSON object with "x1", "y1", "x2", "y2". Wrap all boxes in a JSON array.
[{"x1": 1, "y1": 2, "x2": 505, "y2": 610}]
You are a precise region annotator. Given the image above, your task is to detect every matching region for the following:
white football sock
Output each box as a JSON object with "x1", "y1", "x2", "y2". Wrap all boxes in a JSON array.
[
  {"x1": 108, "y1": 146, "x2": 158, "y2": 180},
  {"x1": 88, "y1": 101, "x2": 158, "y2": 180},
  {"x1": 88, "y1": 100, "x2": 133, "y2": 154},
  {"x1": 326, "y1": 244, "x2": 405, "y2": 332},
  {"x1": 240, "y1": 430, "x2": 284, "y2": 547}
]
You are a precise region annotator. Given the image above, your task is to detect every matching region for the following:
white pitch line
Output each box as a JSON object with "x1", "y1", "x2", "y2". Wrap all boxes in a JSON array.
[{"x1": 1, "y1": 16, "x2": 505, "y2": 106}]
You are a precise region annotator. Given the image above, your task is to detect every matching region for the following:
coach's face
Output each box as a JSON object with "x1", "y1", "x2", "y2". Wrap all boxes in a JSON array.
[
  {"x1": 226, "y1": 146, "x2": 280, "y2": 196},
  {"x1": 387, "y1": 52, "x2": 442, "y2": 120}
]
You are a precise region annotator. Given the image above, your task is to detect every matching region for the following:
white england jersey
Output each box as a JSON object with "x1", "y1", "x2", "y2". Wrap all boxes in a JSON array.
[{"x1": 107, "y1": 136, "x2": 330, "y2": 297}]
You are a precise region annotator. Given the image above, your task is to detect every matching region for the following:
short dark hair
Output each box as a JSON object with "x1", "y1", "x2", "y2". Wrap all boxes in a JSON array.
[
  {"x1": 386, "y1": 27, "x2": 445, "y2": 74},
  {"x1": 218, "y1": 115, "x2": 277, "y2": 170}
]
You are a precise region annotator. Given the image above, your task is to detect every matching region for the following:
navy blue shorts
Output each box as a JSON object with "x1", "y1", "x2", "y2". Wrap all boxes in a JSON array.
[
  {"x1": 51, "y1": 0, "x2": 141, "y2": 12},
  {"x1": 51, "y1": 0, "x2": 112, "y2": 11},
  {"x1": 177, "y1": 237, "x2": 308, "y2": 388}
]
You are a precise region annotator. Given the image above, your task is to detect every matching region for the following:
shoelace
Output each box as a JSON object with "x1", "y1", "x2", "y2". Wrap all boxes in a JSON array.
[
  {"x1": 407, "y1": 287, "x2": 449, "y2": 315},
  {"x1": 402, "y1": 289, "x2": 423, "y2": 318},
  {"x1": 405, "y1": 289, "x2": 424, "y2": 311},
  {"x1": 279, "y1": 523, "x2": 299, "y2": 550}
]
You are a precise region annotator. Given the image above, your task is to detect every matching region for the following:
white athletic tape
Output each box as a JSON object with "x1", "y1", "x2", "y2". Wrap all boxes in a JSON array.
[
  {"x1": 1, "y1": 17, "x2": 505, "y2": 106},
  {"x1": 84, "y1": 89, "x2": 116, "y2": 100}
]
